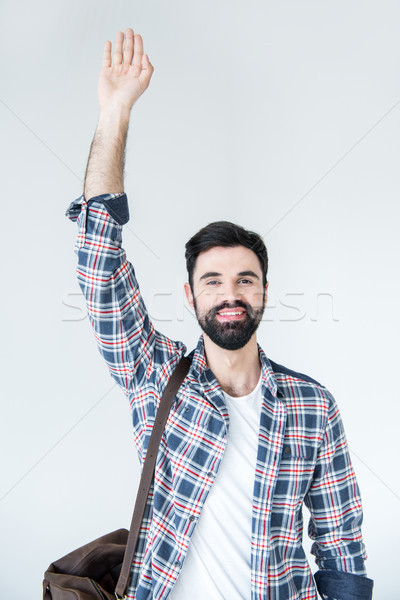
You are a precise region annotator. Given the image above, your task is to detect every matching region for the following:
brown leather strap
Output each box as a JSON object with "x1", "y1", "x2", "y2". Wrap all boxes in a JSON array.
[{"x1": 115, "y1": 356, "x2": 191, "y2": 598}]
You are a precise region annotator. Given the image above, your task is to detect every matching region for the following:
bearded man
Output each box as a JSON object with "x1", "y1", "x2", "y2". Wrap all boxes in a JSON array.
[{"x1": 67, "y1": 28, "x2": 373, "y2": 600}]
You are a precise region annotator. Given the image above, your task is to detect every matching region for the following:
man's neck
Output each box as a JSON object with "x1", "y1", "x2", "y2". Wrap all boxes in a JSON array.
[{"x1": 203, "y1": 334, "x2": 262, "y2": 398}]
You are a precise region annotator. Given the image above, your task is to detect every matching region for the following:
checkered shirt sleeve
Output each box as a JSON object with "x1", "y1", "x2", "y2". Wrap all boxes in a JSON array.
[
  {"x1": 305, "y1": 390, "x2": 367, "y2": 573},
  {"x1": 65, "y1": 193, "x2": 185, "y2": 397}
]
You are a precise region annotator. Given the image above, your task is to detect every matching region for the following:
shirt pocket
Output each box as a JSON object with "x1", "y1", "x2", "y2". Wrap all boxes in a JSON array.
[
  {"x1": 281, "y1": 442, "x2": 314, "y2": 461},
  {"x1": 273, "y1": 442, "x2": 316, "y2": 507}
]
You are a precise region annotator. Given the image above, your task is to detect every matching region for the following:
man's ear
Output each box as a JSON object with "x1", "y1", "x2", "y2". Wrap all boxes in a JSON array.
[
  {"x1": 184, "y1": 282, "x2": 194, "y2": 309},
  {"x1": 264, "y1": 281, "x2": 269, "y2": 307}
]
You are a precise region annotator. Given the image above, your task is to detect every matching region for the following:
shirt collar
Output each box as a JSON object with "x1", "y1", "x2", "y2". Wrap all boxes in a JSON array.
[{"x1": 188, "y1": 335, "x2": 279, "y2": 400}]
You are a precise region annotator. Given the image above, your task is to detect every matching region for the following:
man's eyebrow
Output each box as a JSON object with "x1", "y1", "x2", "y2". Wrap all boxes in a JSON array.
[
  {"x1": 199, "y1": 270, "x2": 260, "y2": 281},
  {"x1": 237, "y1": 270, "x2": 260, "y2": 279},
  {"x1": 199, "y1": 272, "x2": 222, "y2": 281}
]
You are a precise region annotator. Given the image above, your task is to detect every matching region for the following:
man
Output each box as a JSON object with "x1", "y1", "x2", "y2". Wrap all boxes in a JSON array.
[{"x1": 67, "y1": 28, "x2": 374, "y2": 600}]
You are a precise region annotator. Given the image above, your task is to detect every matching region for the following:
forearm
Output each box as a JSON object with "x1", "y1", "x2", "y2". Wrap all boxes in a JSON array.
[
  {"x1": 306, "y1": 396, "x2": 368, "y2": 575},
  {"x1": 83, "y1": 27, "x2": 154, "y2": 199},
  {"x1": 84, "y1": 107, "x2": 131, "y2": 200},
  {"x1": 305, "y1": 391, "x2": 373, "y2": 597}
]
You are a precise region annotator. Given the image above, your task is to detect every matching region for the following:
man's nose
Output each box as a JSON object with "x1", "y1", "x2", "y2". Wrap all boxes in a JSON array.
[{"x1": 217, "y1": 282, "x2": 243, "y2": 303}]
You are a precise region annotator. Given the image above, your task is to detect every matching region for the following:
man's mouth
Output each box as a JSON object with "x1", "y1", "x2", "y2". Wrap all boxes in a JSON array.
[{"x1": 216, "y1": 308, "x2": 246, "y2": 321}]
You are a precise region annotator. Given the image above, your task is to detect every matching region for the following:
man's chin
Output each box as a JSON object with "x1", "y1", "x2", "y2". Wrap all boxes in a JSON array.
[
  {"x1": 202, "y1": 326, "x2": 256, "y2": 351},
  {"x1": 196, "y1": 308, "x2": 263, "y2": 351}
]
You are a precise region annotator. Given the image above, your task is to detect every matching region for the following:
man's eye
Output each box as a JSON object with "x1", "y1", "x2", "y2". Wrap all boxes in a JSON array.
[
  {"x1": 239, "y1": 279, "x2": 252, "y2": 284},
  {"x1": 207, "y1": 280, "x2": 220, "y2": 285}
]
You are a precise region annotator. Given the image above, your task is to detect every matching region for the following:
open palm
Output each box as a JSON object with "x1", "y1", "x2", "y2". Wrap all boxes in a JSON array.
[{"x1": 98, "y1": 28, "x2": 154, "y2": 113}]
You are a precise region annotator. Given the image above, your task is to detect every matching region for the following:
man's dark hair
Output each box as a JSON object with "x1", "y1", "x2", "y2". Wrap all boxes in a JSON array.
[{"x1": 185, "y1": 221, "x2": 268, "y2": 290}]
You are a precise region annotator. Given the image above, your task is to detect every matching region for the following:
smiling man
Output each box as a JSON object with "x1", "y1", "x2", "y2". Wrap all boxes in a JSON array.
[
  {"x1": 186, "y1": 241, "x2": 268, "y2": 351},
  {"x1": 67, "y1": 29, "x2": 373, "y2": 600}
]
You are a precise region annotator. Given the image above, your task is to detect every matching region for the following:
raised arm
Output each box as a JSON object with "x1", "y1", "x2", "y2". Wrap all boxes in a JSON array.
[
  {"x1": 67, "y1": 30, "x2": 185, "y2": 398},
  {"x1": 84, "y1": 28, "x2": 153, "y2": 199}
]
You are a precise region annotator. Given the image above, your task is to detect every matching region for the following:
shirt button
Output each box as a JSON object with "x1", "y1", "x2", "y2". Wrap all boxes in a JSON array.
[
  {"x1": 284, "y1": 446, "x2": 291, "y2": 455},
  {"x1": 189, "y1": 515, "x2": 195, "y2": 522},
  {"x1": 174, "y1": 560, "x2": 181, "y2": 567},
  {"x1": 207, "y1": 471, "x2": 213, "y2": 477}
]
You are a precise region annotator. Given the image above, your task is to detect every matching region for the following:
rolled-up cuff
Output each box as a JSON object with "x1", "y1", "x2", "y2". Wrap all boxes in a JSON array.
[
  {"x1": 314, "y1": 570, "x2": 374, "y2": 600},
  {"x1": 65, "y1": 192, "x2": 129, "y2": 225}
]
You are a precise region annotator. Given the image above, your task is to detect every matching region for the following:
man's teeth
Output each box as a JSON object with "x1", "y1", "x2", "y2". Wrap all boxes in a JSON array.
[{"x1": 219, "y1": 311, "x2": 243, "y2": 316}]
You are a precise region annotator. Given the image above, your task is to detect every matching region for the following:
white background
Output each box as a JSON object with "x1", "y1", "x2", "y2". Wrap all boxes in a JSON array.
[{"x1": 1, "y1": 1, "x2": 399, "y2": 598}]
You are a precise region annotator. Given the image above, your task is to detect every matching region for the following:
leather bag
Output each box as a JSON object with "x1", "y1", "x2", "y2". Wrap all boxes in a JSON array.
[{"x1": 43, "y1": 356, "x2": 191, "y2": 599}]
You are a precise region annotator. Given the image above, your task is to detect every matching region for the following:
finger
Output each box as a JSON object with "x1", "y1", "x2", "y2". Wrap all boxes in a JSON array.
[
  {"x1": 102, "y1": 41, "x2": 112, "y2": 68},
  {"x1": 113, "y1": 30, "x2": 124, "y2": 66},
  {"x1": 123, "y1": 28, "x2": 134, "y2": 65},
  {"x1": 132, "y1": 33, "x2": 144, "y2": 70}
]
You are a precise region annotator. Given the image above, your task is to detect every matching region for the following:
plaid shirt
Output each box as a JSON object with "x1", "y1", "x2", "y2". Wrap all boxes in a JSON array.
[{"x1": 67, "y1": 193, "x2": 373, "y2": 600}]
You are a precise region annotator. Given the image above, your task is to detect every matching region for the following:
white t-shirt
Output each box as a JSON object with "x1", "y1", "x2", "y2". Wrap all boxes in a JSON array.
[{"x1": 170, "y1": 374, "x2": 263, "y2": 600}]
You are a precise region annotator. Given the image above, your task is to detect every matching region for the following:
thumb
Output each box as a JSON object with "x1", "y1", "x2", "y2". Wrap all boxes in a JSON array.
[{"x1": 142, "y1": 53, "x2": 154, "y2": 70}]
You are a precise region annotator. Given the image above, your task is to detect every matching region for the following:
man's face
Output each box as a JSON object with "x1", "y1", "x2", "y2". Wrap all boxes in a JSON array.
[{"x1": 184, "y1": 246, "x2": 268, "y2": 351}]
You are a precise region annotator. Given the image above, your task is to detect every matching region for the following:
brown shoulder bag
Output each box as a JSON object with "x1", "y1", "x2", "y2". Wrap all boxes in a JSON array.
[{"x1": 43, "y1": 356, "x2": 191, "y2": 599}]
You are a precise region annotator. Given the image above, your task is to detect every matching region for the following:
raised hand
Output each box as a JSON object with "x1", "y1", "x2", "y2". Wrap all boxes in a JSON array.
[
  {"x1": 98, "y1": 28, "x2": 154, "y2": 114},
  {"x1": 84, "y1": 28, "x2": 153, "y2": 199}
]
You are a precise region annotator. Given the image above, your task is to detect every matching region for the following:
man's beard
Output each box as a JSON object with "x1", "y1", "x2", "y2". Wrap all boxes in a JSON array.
[{"x1": 193, "y1": 295, "x2": 265, "y2": 351}]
